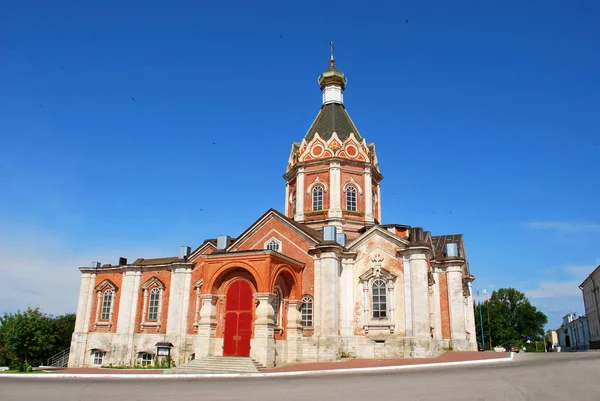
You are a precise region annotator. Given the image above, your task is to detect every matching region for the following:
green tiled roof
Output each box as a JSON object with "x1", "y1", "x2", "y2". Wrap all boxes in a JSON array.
[{"x1": 303, "y1": 103, "x2": 363, "y2": 143}]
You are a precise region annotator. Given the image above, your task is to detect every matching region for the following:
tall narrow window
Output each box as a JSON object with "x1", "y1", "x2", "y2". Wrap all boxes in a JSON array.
[
  {"x1": 372, "y1": 279, "x2": 387, "y2": 319},
  {"x1": 346, "y1": 186, "x2": 357, "y2": 211},
  {"x1": 312, "y1": 186, "x2": 323, "y2": 211},
  {"x1": 148, "y1": 288, "x2": 160, "y2": 321},
  {"x1": 301, "y1": 296, "x2": 313, "y2": 328},
  {"x1": 273, "y1": 288, "x2": 282, "y2": 326},
  {"x1": 292, "y1": 192, "x2": 297, "y2": 216},
  {"x1": 101, "y1": 290, "x2": 113, "y2": 320}
]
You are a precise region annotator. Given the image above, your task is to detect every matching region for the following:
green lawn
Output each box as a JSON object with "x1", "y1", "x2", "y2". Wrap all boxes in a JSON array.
[{"x1": 0, "y1": 370, "x2": 55, "y2": 374}]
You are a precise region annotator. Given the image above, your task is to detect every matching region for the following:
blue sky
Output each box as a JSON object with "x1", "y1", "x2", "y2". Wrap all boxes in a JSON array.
[{"x1": 1, "y1": 0, "x2": 599, "y2": 329}]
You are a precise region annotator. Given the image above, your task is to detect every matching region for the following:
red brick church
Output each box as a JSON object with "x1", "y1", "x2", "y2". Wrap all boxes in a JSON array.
[{"x1": 69, "y1": 53, "x2": 477, "y2": 369}]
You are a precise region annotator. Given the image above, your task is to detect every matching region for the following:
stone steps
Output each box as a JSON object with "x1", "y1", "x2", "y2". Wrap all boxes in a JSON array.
[{"x1": 170, "y1": 356, "x2": 265, "y2": 374}]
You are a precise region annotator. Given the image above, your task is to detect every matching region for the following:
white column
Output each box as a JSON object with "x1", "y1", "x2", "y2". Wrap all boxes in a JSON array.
[
  {"x1": 69, "y1": 270, "x2": 97, "y2": 367},
  {"x1": 116, "y1": 269, "x2": 141, "y2": 335},
  {"x1": 340, "y1": 258, "x2": 354, "y2": 336},
  {"x1": 285, "y1": 300, "x2": 303, "y2": 363},
  {"x1": 166, "y1": 265, "x2": 192, "y2": 363},
  {"x1": 328, "y1": 161, "x2": 342, "y2": 218},
  {"x1": 364, "y1": 167, "x2": 373, "y2": 223},
  {"x1": 251, "y1": 293, "x2": 276, "y2": 368},
  {"x1": 376, "y1": 184, "x2": 382, "y2": 222},
  {"x1": 403, "y1": 256, "x2": 413, "y2": 337},
  {"x1": 409, "y1": 253, "x2": 430, "y2": 338},
  {"x1": 285, "y1": 183, "x2": 290, "y2": 216},
  {"x1": 74, "y1": 272, "x2": 96, "y2": 333},
  {"x1": 465, "y1": 281, "x2": 477, "y2": 350},
  {"x1": 317, "y1": 250, "x2": 340, "y2": 337},
  {"x1": 447, "y1": 266, "x2": 467, "y2": 350},
  {"x1": 295, "y1": 167, "x2": 305, "y2": 221},
  {"x1": 432, "y1": 271, "x2": 443, "y2": 340},
  {"x1": 196, "y1": 294, "x2": 219, "y2": 357},
  {"x1": 114, "y1": 269, "x2": 141, "y2": 365},
  {"x1": 167, "y1": 265, "x2": 191, "y2": 335}
]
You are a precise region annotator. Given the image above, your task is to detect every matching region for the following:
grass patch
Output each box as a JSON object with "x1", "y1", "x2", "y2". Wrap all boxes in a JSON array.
[{"x1": 0, "y1": 370, "x2": 55, "y2": 374}]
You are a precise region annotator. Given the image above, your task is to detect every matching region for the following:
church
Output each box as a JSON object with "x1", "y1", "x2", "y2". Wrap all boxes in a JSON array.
[{"x1": 68, "y1": 54, "x2": 477, "y2": 369}]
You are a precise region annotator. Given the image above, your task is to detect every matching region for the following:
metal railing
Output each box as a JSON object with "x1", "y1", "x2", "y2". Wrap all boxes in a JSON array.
[{"x1": 47, "y1": 347, "x2": 70, "y2": 367}]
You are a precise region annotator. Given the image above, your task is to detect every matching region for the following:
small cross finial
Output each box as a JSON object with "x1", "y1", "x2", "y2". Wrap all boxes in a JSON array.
[{"x1": 329, "y1": 41, "x2": 335, "y2": 64}]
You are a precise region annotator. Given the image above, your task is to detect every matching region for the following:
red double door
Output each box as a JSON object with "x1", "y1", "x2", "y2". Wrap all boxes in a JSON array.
[{"x1": 223, "y1": 280, "x2": 253, "y2": 356}]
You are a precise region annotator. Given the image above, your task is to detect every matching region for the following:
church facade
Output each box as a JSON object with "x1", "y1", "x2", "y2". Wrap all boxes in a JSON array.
[{"x1": 68, "y1": 55, "x2": 477, "y2": 369}]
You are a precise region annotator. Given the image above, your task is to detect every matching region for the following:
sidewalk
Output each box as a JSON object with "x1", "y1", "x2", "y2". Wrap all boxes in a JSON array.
[
  {"x1": 266, "y1": 351, "x2": 509, "y2": 372},
  {"x1": 53, "y1": 351, "x2": 509, "y2": 375}
]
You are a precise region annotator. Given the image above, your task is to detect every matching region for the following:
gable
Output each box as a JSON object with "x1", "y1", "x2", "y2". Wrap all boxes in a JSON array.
[
  {"x1": 348, "y1": 226, "x2": 410, "y2": 251},
  {"x1": 229, "y1": 212, "x2": 318, "y2": 255},
  {"x1": 228, "y1": 209, "x2": 320, "y2": 252}
]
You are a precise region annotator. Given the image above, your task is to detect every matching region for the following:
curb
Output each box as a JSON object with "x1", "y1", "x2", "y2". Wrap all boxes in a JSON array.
[{"x1": 1, "y1": 353, "x2": 514, "y2": 379}]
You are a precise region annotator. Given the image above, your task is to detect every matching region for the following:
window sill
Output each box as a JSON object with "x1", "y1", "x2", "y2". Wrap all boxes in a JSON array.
[
  {"x1": 140, "y1": 322, "x2": 162, "y2": 331},
  {"x1": 363, "y1": 324, "x2": 395, "y2": 334},
  {"x1": 94, "y1": 321, "x2": 113, "y2": 329}
]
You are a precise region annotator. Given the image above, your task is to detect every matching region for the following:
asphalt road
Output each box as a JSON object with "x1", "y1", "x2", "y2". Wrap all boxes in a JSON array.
[{"x1": 1, "y1": 352, "x2": 600, "y2": 401}]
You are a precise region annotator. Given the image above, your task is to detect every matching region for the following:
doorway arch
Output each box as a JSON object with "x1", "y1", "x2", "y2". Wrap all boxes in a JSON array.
[{"x1": 223, "y1": 279, "x2": 253, "y2": 356}]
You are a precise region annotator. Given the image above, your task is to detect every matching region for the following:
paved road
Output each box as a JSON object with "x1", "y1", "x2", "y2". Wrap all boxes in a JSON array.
[{"x1": 1, "y1": 352, "x2": 599, "y2": 401}]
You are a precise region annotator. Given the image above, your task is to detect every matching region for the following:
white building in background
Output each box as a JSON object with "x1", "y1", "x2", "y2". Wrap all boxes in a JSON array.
[{"x1": 580, "y1": 265, "x2": 600, "y2": 349}]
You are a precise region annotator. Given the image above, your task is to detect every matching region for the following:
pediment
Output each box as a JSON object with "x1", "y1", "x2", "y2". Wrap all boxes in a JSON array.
[
  {"x1": 141, "y1": 276, "x2": 165, "y2": 290},
  {"x1": 347, "y1": 226, "x2": 410, "y2": 250},
  {"x1": 95, "y1": 279, "x2": 117, "y2": 292},
  {"x1": 359, "y1": 267, "x2": 396, "y2": 282}
]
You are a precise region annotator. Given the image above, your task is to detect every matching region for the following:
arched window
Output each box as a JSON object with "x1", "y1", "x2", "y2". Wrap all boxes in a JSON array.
[
  {"x1": 312, "y1": 186, "x2": 323, "y2": 211},
  {"x1": 301, "y1": 296, "x2": 313, "y2": 328},
  {"x1": 273, "y1": 288, "x2": 282, "y2": 326},
  {"x1": 265, "y1": 239, "x2": 280, "y2": 252},
  {"x1": 372, "y1": 279, "x2": 387, "y2": 319},
  {"x1": 101, "y1": 290, "x2": 113, "y2": 320},
  {"x1": 148, "y1": 288, "x2": 160, "y2": 321},
  {"x1": 346, "y1": 186, "x2": 357, "y2": 211}
]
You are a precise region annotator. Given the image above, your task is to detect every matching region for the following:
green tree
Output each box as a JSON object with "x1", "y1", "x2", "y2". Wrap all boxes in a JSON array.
[
  {"x1": 0, "y1": 308, "x2": 76, "y2": 370},
  {"x1": 475, "y1": 288, "x2": 547, "y2": 349}
]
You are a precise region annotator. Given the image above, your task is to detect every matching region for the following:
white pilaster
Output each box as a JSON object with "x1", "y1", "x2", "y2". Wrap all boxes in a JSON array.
[
  {"x1": 167, "y1": 265, "x2": 189, "y2": 335},
  {"x1": 340, "y1": 258, "x2": 354, "y2": 336},
  {"x1": 166, "y1": 265, "x2": 192, "y2": 362},
  {"x1": 74, "y1": 272, "x2": 96, "y2": 333},
  {"x1": 114, "y1": 269, "x2": 141, "y2": 365},
  {"x1": 364, "y1": 167, "x2": 373, "y2": 223},
  {"x1": 317, "y1": 250, "x2": 341, "y2": 337},
  {"x1": 432, "y1": 271, "x2": 443, "y2": 340},
  {"x1": 69, "y1": 270, "x2": 97, "y2": 367},
  {"x1": 409, "y1": 253, "x2": 430, "y2": 338},
  {"x1": 116, "y1": 270, "x2": 141, "y2": 335},
  {"x1": 466, "y1": 281, "x2": 477, "y2": 350},
  {"x1": 403, "y1": 256, "x2": 413, "y2": 337},
  {"x1": 285, "y1": 300, "x2": 303, "y2": 363},
  {"x1": 196, "y1": 294, "x2": 219, "y2": 357},
  {"x1": 285, "y1": 183, "x2": 290, "y2": 216},
  {"x1": 251, "y1": 293, "x2": 276, "y2": 367},
  {"x1": 447, "y1": 266, "x2": 468, "y2": 350},
  {"x1": 376, "y1": 184, "x2": 382, "y2": 222},
  {"x1": 328, "y1": 161, "x2": 342, "y2": 218},
  {"x1": 295, "y1": 167, "x2": 305, "y2": 221}
]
